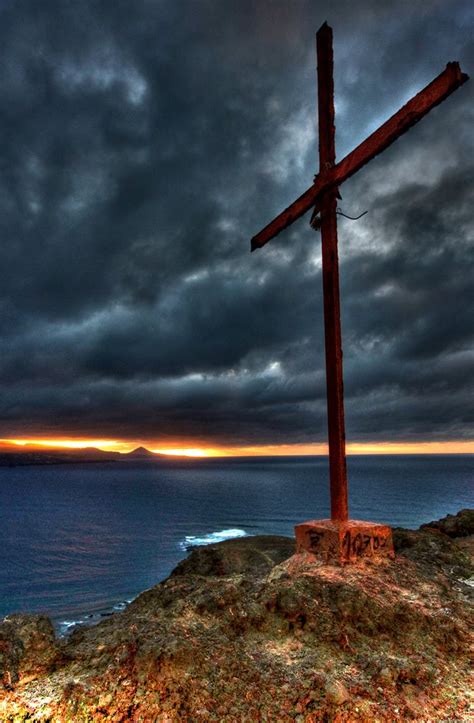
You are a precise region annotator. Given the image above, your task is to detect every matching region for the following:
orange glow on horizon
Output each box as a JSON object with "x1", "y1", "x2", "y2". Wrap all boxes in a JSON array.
[
  {"x1": 151, "y1": 448, "x2": 210, "y2": 458},
  {"x1": 193, "y1": 441, "x2": 474, "y2": 456},
  {"x1": 1, "y1": 438, "x2": 134, "y2": 453},
  {"x1": 1, "y1": 438, "x2": 474, "y2": 456}
]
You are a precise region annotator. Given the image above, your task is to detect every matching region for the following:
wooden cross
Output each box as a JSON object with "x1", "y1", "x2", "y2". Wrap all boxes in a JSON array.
[{"x1": 251, "y1": 23, "x2": 468, "y2": 531}]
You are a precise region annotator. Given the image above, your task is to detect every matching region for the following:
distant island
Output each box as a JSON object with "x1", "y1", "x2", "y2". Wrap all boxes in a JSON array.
[{"x1": 0, "y1": 444, "x2": 172, "y2": 467}]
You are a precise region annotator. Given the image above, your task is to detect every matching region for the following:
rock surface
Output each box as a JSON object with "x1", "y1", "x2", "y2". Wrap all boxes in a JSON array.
[
  {"x1": 420, "y1": 507, "x2": 474, "y2": 537},
  {"x1": 0, "y1": 615, "x2": 59, "y2": 689},
  {"x1": 1, "y1": 511, "x2": 473, "y2": 721}
]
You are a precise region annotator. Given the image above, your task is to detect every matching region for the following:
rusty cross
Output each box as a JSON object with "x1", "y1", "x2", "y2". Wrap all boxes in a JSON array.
[{"x1": 251, "y1": 23, "x2": 468, "y2": 523}]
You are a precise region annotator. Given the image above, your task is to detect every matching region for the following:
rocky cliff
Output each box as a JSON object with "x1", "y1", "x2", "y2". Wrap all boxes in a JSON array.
[{"x1": 1, "y1": 510, "x2": 473, "y2": 721}]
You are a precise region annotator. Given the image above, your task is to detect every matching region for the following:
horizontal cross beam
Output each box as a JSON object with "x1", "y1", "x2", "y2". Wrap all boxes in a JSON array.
[{"x1": 251, "y1": 61, "x2": 468, "y2": 251}]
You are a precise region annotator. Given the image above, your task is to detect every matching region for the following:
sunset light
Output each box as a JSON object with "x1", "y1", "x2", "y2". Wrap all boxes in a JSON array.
[
  {"x1": 2, "y1": 438, "x2": 473, "y2": 456},
  {"x1": 0, "y1": 3, "x2": 472, "y2": 717},
  {"x1": 151, "y1": 448, "x2": 211, "y2": 457},
  {"x1": 1, "y1": 439, "x2": 134, "y2": 453}
]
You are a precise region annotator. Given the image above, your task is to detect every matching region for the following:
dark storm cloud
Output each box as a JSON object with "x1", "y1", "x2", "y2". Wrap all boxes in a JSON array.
[{"x1": 0, "y1": 0, "x2": 472, "y2": 444}]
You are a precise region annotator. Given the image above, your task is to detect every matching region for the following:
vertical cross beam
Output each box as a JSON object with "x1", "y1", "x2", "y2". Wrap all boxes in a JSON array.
[{"x1": 317, "y1": 23, "x2": 348, "y2": 521}]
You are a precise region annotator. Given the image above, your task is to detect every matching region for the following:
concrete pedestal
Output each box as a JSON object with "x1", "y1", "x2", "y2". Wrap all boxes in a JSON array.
[{"x1": 295, "y1": 519, "x2": 394, "y2": 564}]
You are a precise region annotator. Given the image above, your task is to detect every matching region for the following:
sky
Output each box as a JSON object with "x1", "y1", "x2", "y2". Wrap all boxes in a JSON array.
[{"x1": 0, "y1": 0, "x2": 472, "y2": 455}]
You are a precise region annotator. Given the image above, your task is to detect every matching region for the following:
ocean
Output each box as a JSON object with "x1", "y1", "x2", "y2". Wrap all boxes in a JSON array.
[{"x1": 1, "y1": 455, "x2": 472, "y2": 634}]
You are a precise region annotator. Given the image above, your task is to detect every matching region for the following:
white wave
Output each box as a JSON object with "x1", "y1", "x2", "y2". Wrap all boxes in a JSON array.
[
  {"x1": 180, "y1": 528, "x2": 247, "y2": 550},
  {"x1": 57, "y1": 598, "x2": 134, "y2": 636},
  {"x1": 113, "y1": 601, "x2": 128, "y2": 611},
  {"x1": 58, "y1": 619, "x2": 85, "y2": 635}
]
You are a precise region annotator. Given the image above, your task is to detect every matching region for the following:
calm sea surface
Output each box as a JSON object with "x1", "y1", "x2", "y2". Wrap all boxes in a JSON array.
[{"x1": 1, "y1": 455, "x2": 472, "y2": 632}]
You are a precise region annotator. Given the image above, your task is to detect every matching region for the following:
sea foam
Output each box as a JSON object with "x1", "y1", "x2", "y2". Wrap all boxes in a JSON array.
[
  {"x1": 179, "y1": 528, "x2": 247, "y2": 550},
  {"x1": 57, "y1": 598, "x2": 134, "y2": 636}
]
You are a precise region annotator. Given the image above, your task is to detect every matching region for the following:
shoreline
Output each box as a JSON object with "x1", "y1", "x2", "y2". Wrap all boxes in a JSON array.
[
  {"x1": 4, "y1": 510, "x2": 473, "y2": 638},
  {"x1": 1, "y1": 509, "x2": 473, "y2": 720},
  {"x1": 12, "y1": 511, "x2": 474, "y2": 639}
]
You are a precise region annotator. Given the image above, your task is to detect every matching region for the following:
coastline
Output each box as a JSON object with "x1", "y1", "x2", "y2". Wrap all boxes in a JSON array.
[
  {"x1": 1, "y1": 455, "x2": 472, "y2": 640},
  {"x1": 55, "y1": 528, "x2": 250, "y2": 637},
  {"x1": 1, "y1": 509, "x2": 473, "y2": 720}
]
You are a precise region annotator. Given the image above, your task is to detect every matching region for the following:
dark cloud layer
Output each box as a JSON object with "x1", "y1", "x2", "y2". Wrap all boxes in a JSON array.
[{"x1": 0, "y1": 0, "x2": 472, "y2": 445}]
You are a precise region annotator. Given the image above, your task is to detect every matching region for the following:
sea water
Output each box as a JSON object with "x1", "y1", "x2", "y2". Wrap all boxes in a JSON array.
[{"x1": 0, "y1": 455, "x2": 472, "y2": 633}]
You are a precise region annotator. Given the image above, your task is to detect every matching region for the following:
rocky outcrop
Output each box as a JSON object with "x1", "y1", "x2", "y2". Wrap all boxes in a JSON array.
[
  {"x1": 0, "y1": 615, "x2": 59, "y2": 690},
  {"x1": 420, "y1": 507, "x2": 474, "y2": 537},
  {"x1": 171, "y1": 534, "x2": 295, "y2": 577},
  {"x1": 1, "y1": 510, "x2": 473, "y2": 721}
]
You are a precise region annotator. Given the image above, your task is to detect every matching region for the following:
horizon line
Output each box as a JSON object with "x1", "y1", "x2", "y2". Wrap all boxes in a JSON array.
[{"x1": 1, "y1": 438, "x2": 474, "y2": 457}]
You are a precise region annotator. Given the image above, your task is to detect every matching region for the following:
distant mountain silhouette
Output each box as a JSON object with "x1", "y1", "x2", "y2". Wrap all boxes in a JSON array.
[
  {"x1": 0, "y1": 445, "x2": 122, "y2": 467},
  {"x1": 0, "y1": 444, "x2": 169, "y2": 467},
  {"x1": 125, "y1": 446, "x2": 159, "y2": 459}
]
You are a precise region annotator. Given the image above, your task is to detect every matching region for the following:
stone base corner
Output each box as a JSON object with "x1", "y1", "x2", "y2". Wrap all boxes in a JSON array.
[{"x1": 294, "y1": 519, "x2": 395, "y2": 564}]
